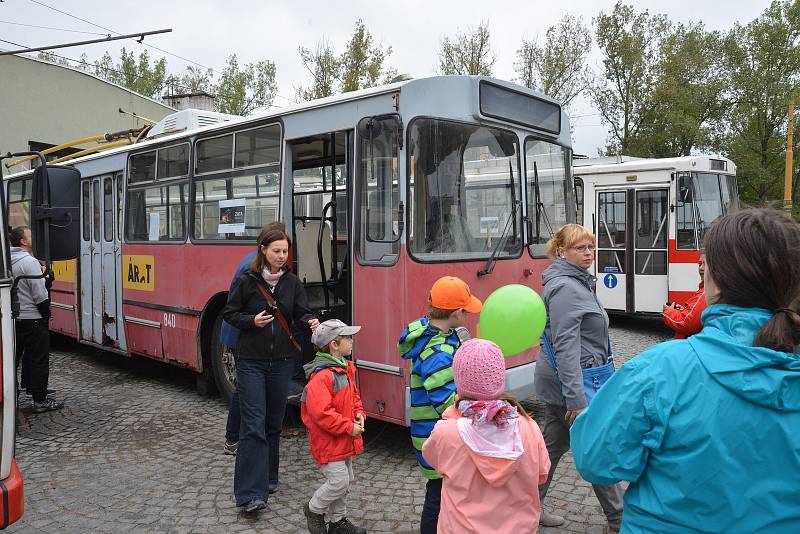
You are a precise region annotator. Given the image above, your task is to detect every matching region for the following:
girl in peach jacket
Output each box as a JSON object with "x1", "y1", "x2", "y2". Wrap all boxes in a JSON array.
[{"x1": 422, "y1": 339, "x2": 550, "y2": 534}]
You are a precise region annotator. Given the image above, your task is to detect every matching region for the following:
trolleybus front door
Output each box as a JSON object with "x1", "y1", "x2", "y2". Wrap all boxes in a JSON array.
[{"x1": 596, "y1": 187, "x2": 669, "y2": 313}]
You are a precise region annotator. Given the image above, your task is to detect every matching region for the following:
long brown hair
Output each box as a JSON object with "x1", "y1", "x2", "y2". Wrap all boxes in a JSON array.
[
  {"x1": 250, "y1": 222, "x2": 291, "y2": 273},
  {"x1": 704, "y1": 208, "x2": 800, "y2": 352}
]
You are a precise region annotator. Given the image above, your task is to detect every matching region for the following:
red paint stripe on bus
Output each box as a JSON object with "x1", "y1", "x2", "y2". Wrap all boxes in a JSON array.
[{"x1": 668, "y1": 239, "x2": 702, "y2": 264}]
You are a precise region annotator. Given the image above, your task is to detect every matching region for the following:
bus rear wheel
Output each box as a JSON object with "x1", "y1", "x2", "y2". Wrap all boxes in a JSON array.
[{"x1": 211, "y1": 312, "x2": 236, "y2": 405}]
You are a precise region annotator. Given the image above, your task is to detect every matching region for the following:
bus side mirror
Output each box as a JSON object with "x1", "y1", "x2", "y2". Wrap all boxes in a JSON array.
[
  {"x1": 31, "y1": 165, "x2": 81, "y2": 261},
  {"x1": 678, "y1": 175, "x2": 693, "y2": 203}
]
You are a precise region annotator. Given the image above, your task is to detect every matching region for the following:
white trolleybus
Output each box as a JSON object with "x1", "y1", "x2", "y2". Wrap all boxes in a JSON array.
[{"x1": 575, "y1": 156, "x2": 737, "y2": 314}]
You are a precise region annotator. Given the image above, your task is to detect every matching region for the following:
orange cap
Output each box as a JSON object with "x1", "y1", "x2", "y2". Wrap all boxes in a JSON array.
[{"x1": 429, "y1": 276, "x2": 483, "y2": 313}]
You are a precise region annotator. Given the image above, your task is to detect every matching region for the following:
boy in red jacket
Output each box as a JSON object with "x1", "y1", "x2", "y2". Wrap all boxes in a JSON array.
[
  {"x1": 663, "y1": 254, "x2": 707, "y2": 339},
  {"x1": 301, "y1": 319, "x2": 367, "y2": 534}
]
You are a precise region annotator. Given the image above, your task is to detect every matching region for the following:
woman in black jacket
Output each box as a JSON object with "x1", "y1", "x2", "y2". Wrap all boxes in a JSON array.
[{"x1": 223, "y1": 225, "x2": 319, "y2": 513}]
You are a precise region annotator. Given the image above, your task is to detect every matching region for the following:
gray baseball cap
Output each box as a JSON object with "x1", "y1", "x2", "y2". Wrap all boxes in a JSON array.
[{"x1": 311, "y1": 319, "x2": 362, "y2": 348}]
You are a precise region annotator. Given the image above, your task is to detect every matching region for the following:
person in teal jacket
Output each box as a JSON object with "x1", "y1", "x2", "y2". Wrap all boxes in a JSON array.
[{"x1": 571, "y1": 208, "x2": 800, "y2": 534}]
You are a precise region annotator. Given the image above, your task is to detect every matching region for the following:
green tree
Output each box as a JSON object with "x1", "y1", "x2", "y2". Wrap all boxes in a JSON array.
[
  {"x1": 340, "y1": 19, "x2": 396, "y2": 92},
  {"x1": 110, "y1": 48, "x2": 168, "y2": 98},
  {"x1": 214, "y1": 54, "x2": 277, "y2": 116},
  {"x1": 719, "y1": 0, "x2": 800, "y2": 209},
  {"x1": 628, "y1": 23, "x2": 727, "y2": 157},
  {"x1": 93, "y1": 51, "x2": 115, "y2": 79},
  {"x1": 514, "y1": 15, "x2": 592, "y2": 107},
  {"x1": 591, "y1": 2, "x2": 670, "y2": 155},
  {"x1": 438, "y1": 21, "x2": 495, "y2": 76},
  {"x1": 296, "y1": 39, "x2": 340, "y2": 101},
  {"x1": 178, "y1": 65, "x2": 214, "y2": 93},
  {"x1": 296, "y1": 20, "x2": 396, "y2": 101}
]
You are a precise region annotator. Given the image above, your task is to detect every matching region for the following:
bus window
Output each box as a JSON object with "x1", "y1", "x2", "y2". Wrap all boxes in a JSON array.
[
  {"x1": 597, "y1": 191, "x2": 626, "y2": 274},
  {"x1": 126, "y1": 183, "x2": 187, "y2": 241},
  {"x1": 635, "y1": 189, "x2": 668, "y2": 275},
  {"x1": 103, "y1": 178, "x2": 114, "y2": 241},
  {"x1": 235, "y1": 126, "x2": 281, "y2": 168},
  {"x1": 408, "y1": 119, "x2": 521, "y2": 261},
  {"x1": 575, "y1": 177, "x2": 584, "y2": 225},
  {"x1": 676, "y1": 172, "x2": 738, "y2": 250},
  {"x1": 526, "y1": 138, "x2": 573, "y2": 258},
  {"x1": 7, "y1": 178, "x2": 31, "y2": 228},
  {"x1": 193, "y1": 124, "x2": 281, "y2": 241},
  {"x1": 82, "y1": 181, "x2": 91, "y2": 241},
  {"x1": 93, "y1": 180, "x2": 100, "y2": 243},
  {"x1": 130, "y1": 151, "x2": 156, "y2": 183},
  {"x1": 157, "y1": 144, "x2": 189, "y2": 179},
  {"x1": 676, "y1": 173, "x2": 696, "y2": 250},
  {"x1": 196, "y1": 134, "x2": 233, "y2": 174},
  {"x1": 117, "y1": 174, "x2": 123, "y2": 242},
  {"x1": 356, "y1": 115, "x2": 400, "y2": 264},
  {"x1": 193, "y1": 173, "x2": 279, "y2": 240}
]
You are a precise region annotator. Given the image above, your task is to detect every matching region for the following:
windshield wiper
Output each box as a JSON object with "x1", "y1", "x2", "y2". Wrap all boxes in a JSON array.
[
  {"x1": 533, "y1": 161, "x2": 553, "y2": 243},
  {"x1": 478, "y1": 161, "x2": 519, "y2": 277}
]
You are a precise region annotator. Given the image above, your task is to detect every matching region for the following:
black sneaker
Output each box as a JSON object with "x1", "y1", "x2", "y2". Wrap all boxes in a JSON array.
[
  {"x1": 268, "y1": 482, "x2": 278, "y2": 494},
  {"x1": 32, "y1": 398, "x2": 64, "y2": 414},
  {"x1": 303, "y1": 502, "x2": 327, "y2": 534},
  {"x1": 243, "y1": 499, "x2": 266, "y2": 514},
  {"x1": 327, "y1": 517, "x2": 367, "y2": 534},
  {"x1": 223, "y1": 440, "x2": 238, "y2": 456}
]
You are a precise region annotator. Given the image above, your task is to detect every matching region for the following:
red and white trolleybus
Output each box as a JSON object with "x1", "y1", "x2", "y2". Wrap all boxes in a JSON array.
[
  {"x1": 576, "y1": 155, "x2": 738, "y2": 314},
  {"x1": 6, "y1": 76, "x2": 576, "y2": 424}
]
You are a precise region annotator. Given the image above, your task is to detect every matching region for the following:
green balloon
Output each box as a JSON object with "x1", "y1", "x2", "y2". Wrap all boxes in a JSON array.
[{"x1": 478, "y1": 284, "x2": 547, "y2": 357}]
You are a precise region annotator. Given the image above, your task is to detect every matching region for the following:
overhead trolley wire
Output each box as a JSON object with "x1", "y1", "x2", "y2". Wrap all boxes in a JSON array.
[{"x1": 0, "y1": 20, "x2": 108, "y2": 35}]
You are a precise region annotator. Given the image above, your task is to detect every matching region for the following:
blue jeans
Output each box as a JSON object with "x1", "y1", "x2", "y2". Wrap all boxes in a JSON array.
[
  {"x1": 225, "y1": 387, "x2": 240, "y2": 443},
  {"x1": 234, "y1": 356, "x2": 294, "y2": 506},
  {"x1": 226, "y1": 347, "x2": 305, "y2": 443},
  {"x1": 420, "y1": 478, "x2": 442, "y2": 534}
]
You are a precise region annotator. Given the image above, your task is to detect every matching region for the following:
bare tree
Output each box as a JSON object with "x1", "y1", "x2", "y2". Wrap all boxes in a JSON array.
[{"x1": 514, "y1": 14, "x2": 593, "y2": 107}]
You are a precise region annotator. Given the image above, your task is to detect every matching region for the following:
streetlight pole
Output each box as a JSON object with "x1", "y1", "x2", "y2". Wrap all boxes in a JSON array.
[{"x1": 784, "y1": 98, "x2": 795, "y2": 214}]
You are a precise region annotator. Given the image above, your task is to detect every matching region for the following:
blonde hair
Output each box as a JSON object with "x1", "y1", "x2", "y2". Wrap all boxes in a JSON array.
[{"x1": 546, "y1": 224, "x2": 596, "y2": 259}]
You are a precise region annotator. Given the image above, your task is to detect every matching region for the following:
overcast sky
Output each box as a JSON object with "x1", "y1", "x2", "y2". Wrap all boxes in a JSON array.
[{"x1": 1, "y1": 0, "x2": 771, "y2": 155}]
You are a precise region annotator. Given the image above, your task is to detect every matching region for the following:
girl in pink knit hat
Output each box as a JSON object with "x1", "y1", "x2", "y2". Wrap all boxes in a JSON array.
[{"x1": 422, "y1": 339, "x2": 551, "y2": 534}]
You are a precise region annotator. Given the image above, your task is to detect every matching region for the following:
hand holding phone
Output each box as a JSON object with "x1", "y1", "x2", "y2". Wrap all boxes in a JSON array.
[{"x1": 254, "y1": 310, "x2": 274, "y2": 327}]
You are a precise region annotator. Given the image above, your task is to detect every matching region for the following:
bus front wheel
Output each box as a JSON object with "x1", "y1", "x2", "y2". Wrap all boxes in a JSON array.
[{"x1": 211, "y1": 312, "x2": 236, "y2": 405}]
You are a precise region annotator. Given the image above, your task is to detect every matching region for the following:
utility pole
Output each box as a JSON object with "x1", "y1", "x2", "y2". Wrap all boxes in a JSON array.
[{"x1": 784, "y1": 98, "x2": 795, "y2": 213}]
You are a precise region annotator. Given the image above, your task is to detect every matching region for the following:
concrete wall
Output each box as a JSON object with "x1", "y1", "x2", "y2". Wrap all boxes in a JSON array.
[{"x1": 0, "y1": 55, "x2": 175, "y2": 169}]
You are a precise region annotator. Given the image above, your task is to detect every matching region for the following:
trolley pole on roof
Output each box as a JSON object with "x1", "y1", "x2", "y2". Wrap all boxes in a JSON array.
[{"x1": 784, "y1": 98, "x2": 795, "y2": 214}]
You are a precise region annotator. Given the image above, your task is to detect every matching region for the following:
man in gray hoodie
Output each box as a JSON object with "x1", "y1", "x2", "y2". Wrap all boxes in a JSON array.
[{"x1": 10, "y1": 226, "x2": 63, "y2": 413}]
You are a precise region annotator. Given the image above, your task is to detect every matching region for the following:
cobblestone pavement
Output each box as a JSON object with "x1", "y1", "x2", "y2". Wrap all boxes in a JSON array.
[{"x1": 9, "y1": 315, "x2": 670, "y2": 534}]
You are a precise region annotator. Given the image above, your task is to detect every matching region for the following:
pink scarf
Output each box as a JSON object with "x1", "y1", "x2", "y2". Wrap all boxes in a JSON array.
[
  {"x1": 456, "y1": 399, "x2": 523, "y2": 460},
  {"x1": 261, "y1": 268, "x2": 284, "y2": 290}
]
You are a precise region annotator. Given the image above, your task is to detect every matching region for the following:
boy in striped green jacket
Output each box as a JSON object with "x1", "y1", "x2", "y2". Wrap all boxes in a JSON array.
[{"x1": 398, "y1": 276, "x2": 482, "y2": 534}]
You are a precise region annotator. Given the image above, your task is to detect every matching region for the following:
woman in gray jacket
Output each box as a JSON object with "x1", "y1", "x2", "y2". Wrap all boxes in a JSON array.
[{"x1": 534, "y1": 224, "x2": 623, "y2": 531}]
